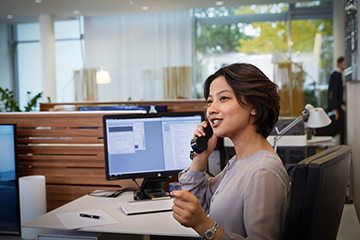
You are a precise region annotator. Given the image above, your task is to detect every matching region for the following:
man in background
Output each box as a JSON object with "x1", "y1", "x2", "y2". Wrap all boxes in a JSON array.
[{"x1": 328, "y1": 56, "x2": 345, "y2": 145}]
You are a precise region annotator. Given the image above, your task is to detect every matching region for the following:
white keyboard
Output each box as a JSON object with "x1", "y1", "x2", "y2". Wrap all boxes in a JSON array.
[{"x1": 119, "y1": 198, "x2": 174, "y2": 215}]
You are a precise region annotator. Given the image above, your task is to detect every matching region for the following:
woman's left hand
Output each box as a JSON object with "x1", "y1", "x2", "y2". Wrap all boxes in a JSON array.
[{"x1": 171, "y1": 190, "x2": 212, "y2": 234}]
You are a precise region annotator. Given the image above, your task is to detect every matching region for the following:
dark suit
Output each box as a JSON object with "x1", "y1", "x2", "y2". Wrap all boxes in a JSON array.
[{"x1": 327, "y1": 70, "x2": 345, "y2": 144}]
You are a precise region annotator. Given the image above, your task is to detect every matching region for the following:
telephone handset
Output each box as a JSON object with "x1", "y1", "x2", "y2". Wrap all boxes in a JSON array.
[{"x1": 190, "y1": 122, "x2": 213, "y2": 154}]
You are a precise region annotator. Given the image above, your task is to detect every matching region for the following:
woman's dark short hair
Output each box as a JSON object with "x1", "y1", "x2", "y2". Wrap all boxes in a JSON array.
[{"x1": 203, "y1": 63, "x2": 280, "y2": 139}]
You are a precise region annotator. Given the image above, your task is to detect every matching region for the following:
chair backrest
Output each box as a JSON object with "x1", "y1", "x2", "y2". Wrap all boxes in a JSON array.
[{"x1": 283, "y1": 145, "x2": 351, "y2": 240}]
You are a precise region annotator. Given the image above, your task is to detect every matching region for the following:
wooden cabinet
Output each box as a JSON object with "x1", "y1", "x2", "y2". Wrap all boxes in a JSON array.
[{"x1": 0, "y1": 112, "x2": 136, "y2": 211}]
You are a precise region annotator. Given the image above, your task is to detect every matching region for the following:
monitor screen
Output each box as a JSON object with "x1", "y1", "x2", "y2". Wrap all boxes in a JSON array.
[
  {"x1": 103, "y1": 112, "x2": 204, "y2": 182},
  {"x1": 0, "y1": 123, "x2": 20, "y2": 235}
]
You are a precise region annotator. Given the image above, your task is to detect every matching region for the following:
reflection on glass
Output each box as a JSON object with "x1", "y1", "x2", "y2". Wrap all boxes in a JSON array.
[
  {"x1": 194, "y1": 3, "x2": 333, "y2": 114},
  {"x1": 55, "y1": 40, "x2": 84, "y2": 102},
  {"x1": 17, "y1": 42, "x2": 42, "y2": 111},
  {"x1": 16, "y1": 19, "x2": 84, "y2": 106},
  {"x1": 54, "y1": 20, "x2": 82, "y2": 40},
  {"x1": 16, "y1": 23, "x2": 40, "y2": 41}
]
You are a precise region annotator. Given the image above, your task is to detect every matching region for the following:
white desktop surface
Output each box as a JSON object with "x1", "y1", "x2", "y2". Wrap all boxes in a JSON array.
[{"x1": 23, "y1": 191, "x2": 198, "y2": 238}]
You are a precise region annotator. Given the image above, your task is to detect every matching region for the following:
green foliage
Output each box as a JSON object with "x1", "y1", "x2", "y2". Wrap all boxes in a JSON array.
[
  {"x1": 304, "y1": 89, "x2": 329, "y2": 112},
  {"x1": 236, "y1": 21, "x2": 288, "y2": 54},
  {"x1": 319, "y1": 88, "x2": 329, "y2": 112},
  {"x1": 193, "y1": 3, "x2": 334, "y2": 108},
  {"x1": 194, "y1": 7, "x2": 253, "y2": 55},
  {"x1": 195, "y1": 3, "x2": 333, "y2": 58},
  {"x1": 0, "y1": 86, "x2": 43, "y2": 112},
  {"x1": 304, "y1": 89, "x2": 318, "y2": 109},
  {"x1": 196, "y1": 24, "x2": 250, "y2": 55},
  {"x1": 236, "y1": 19, "x2": 333, "y2": 55},
  {"x1": 234, "y1": 3, "x2": 288, "y2": 15},
  {"x1": 0, "y1": 87, "x2": 20, "y2": 112},
  {"x1": 24, "y1": 91, "x2": 43, "y2": 112}
]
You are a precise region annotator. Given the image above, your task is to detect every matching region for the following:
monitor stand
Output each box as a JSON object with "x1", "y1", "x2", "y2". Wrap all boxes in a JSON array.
[{"x1": 137, "y1": 177, "x2": 170, "y2": 200}]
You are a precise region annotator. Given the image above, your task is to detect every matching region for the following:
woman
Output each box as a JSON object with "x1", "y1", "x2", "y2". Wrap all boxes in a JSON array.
[{"x1": 171, "y1": 63, "x2": 290, "y2": 240}]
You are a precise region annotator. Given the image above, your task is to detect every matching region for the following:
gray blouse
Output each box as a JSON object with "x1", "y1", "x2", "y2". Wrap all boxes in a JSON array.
[{"x1": 179, "y1": 150, "x2": 290, "y2": 240}]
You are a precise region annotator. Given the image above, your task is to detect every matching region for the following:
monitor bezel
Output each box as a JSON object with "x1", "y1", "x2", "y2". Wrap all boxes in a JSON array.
[
  {"x1": 102, "y1": 111, "x2": 205, "y2": 181},
  {"x1": 0, "y1": 123, "x2": 20, "y2": 235}
]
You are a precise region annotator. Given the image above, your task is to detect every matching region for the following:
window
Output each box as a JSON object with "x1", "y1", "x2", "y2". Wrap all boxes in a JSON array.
[
  {"x1": 54, "y1": 19, "x2": 84, "y2": 103},
  {"x1": 194, "y1": 1, "x2": 333, "y2": 115},
  {"x1": 15, "y1": 18, "x2": 84, "y2": 110},
  {"x1": 16, "y1": 23, "x2": 41, "y2": 110}
]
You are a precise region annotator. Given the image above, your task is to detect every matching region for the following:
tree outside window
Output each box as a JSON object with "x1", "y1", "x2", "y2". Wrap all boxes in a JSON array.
[{"x1": 194, "y1": 2, "x2": 333, "y2": 115}]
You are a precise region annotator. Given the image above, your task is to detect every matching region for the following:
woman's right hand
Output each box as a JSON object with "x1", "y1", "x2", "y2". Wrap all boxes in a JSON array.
[{"x1": 190, "y1": 121, "x2": 217, "y2": 172}]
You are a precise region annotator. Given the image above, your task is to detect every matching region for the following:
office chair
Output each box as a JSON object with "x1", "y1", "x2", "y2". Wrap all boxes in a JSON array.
[{"x1": 282, "y1": 145, "x2": 351, "y2": 240}]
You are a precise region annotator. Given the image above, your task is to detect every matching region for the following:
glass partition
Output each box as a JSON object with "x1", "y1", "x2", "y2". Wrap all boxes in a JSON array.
[{"x1": 194, "y1": 1, "x2": 333, "y2": 116}]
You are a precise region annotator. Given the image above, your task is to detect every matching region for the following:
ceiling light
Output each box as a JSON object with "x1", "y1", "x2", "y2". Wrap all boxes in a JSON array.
[
  {"x1": 142, "y1": 6, "x2": 148, "y2": 11},
  {"x1": 215, "y1": 1, "x2": 224, "y2": 6},
  {"x1": 129, "y1": 1, "x2": 133, "y2": 4},
  {"x1": 73, "y1": 10, "x2": 80, "y2": 15},
  {"x1": 7, "y1": 14, "x2": 13, "y2": 19},
  {"x1": 35, "y1": 0, "x2": 42, "y2": 3}
]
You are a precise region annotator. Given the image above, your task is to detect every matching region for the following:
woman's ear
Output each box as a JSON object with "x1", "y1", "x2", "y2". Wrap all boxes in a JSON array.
[{"x1": 250, "y1": 107, "x2": 256, "y2": 116}]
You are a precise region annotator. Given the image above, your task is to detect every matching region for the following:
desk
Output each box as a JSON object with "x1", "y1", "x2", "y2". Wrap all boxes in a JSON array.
[
  {"x1": 23, "y1": 191, "x2": 198, "y2": 238},
  {"x1": 276, "y1": 136, "x2": 336, "y2": 166},
  {"x1": 225, "y1": 136, "x2": 336, "y2": 166},
  {"x1": 306, "y1": 136, "x2": 336, "y2": 146}
]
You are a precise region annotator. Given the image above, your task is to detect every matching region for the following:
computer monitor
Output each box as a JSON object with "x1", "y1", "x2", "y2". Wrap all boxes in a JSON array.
[
  {"x1": 0, "y1": 123, "x2": 20, "y2": 235},
  {"x1": 103, "y1": 111, "x2": 204, "y2": 199}
]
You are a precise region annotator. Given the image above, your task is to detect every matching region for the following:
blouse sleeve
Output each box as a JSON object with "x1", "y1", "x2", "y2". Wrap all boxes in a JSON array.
[{"x1": 178, "y1": 168, "x2": 223, "y2": 214}]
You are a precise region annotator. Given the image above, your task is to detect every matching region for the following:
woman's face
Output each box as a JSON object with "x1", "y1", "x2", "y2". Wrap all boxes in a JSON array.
[{"x1": 206, "y1": 76, "x2": 255, "y2": 139}]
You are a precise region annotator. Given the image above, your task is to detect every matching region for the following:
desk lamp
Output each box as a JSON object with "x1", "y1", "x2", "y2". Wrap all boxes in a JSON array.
[{"x1": 273, "y1": 104, "x2": 331, "y2": 152}]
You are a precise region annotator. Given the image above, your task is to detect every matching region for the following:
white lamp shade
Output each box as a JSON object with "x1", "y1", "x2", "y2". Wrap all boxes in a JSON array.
[
  {"x1": 307, "y1": 107, "x2": 331, "y2": 128},
  {"x1": 96, "y1": 69, "x2": 111, "y2": 84}
]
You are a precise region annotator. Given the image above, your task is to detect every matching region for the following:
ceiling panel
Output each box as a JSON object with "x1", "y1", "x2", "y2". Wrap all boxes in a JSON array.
[{"x1": 0, "y1": 0, "x2": 305, "y2": 24}]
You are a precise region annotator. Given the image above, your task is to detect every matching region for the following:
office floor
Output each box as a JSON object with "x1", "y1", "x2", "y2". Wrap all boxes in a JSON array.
[
  {"x1": 1, "y1": 204, "x2": 359, "y2": 240},
  {"x1": 337, "y1": 203, "x2": 360, "y2": 239}
]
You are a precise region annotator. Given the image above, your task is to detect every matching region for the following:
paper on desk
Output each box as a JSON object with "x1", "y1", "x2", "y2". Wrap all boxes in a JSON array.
[{"x1": 56, "y1": 209, "x2": 119, "y2": 230}]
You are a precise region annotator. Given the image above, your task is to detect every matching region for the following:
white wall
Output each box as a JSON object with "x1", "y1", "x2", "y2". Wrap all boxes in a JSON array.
[
  {"x1": 0, "y1": 23, "x2": 13, "y2": 91},
  {"x1": 347, "y1": 4, "x2": 360, "y2": 222},
  {"x1": 347, "y1": 80, "x2": 360, "y2": 219},
  {"x1": 84, "y1": 10, "x2": 193, "y2": 101}
]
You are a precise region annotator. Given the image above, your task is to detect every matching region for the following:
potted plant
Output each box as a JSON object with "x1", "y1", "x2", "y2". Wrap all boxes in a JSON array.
[{"x1": 0, "y1": 87, "x2": 44, "y2": 112}]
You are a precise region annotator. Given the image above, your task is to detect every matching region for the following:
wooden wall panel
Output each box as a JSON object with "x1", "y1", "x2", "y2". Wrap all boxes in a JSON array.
[
  {"x1": 1, "y1": 102, "x2": 205, "y2": 212},
  {"x1": 45, "y1": 183, "x2": 137, "y2": 211},
  {"x1": 0, "y1": 111, "x2": 140, "y2": 211}
]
